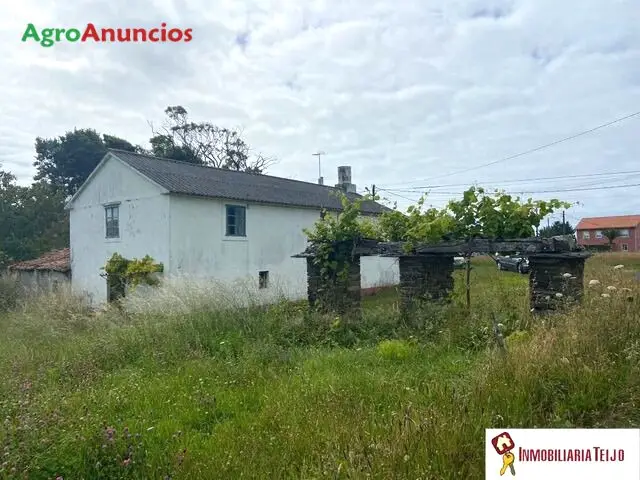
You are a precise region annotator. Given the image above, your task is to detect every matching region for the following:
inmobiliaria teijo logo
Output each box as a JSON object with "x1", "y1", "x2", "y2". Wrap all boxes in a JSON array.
[{"x1": 21, "y1": 23, "x2": 192, "y2": 47}]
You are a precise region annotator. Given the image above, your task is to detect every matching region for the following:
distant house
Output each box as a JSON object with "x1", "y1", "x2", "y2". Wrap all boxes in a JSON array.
[
  {"x1": 576, "y1": 215, "x2": 640, "y2": 252},
  {"x1": 65, "y1": 149, "x2": 399, "y2": 306},
  {"x1": 7, "y1": 248, "x2": 71, "y2": 291}
]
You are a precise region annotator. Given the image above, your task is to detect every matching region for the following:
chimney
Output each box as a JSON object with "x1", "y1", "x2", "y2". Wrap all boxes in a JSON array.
[
  {"x1": 335, "y1": 166, "x2": 356, "y2": 193},
  {"x1": 318, "y1": 176, "x2": 324, "y2": 185}
]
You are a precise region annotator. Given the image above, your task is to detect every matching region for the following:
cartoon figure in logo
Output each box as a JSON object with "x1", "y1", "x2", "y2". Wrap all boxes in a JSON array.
[{"x1": 491, "y1": 431, "x2": 516, "y2": 476}]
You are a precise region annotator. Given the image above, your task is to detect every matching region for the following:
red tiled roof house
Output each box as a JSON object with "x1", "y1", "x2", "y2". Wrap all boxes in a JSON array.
[
  {"x1": 7, "y1": 248, "x2": 71, "y2": 292},
  {"x1": 576, "y1": 215, "x2": 640, "y2": 252}
]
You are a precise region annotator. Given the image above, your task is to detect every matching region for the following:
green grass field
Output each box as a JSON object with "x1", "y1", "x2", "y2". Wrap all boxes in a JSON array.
[{"x1": 1, "y1": 254, "x2": 639, "y2": 479}]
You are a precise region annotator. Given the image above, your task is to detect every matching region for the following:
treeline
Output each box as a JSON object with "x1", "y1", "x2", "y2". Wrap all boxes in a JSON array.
[{"x1": 0, "y1": 106, "x2": 275, "y2": 268}]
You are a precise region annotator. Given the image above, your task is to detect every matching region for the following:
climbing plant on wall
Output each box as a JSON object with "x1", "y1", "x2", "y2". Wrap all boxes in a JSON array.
[
  {"x1": 102, "y1": 253, "x2": 164, "y2": 302},
  {"x1": 303, "y1": 192, "x2": 375, "y2": 312}
]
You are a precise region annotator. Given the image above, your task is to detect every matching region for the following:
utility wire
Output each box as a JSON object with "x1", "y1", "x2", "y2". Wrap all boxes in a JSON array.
[
  {"x1": 378, "y1": 109, "x2": 640, "y2": 187},
  {"x1": 380, "y1": 169, "x2": 640, "y2": 191},
  {"x1": 380, "y1": 182, "x2": 640, "y2": 197}
]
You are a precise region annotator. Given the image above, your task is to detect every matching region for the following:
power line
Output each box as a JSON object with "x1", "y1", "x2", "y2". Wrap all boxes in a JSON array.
[
  {"x1": 379, "y1": 109, "x2": 640, "y2": 186},
  {"x1": 381, "y1": 182, "x2": 640, "y2": 197},
  {"x1": 379, "y1": 169, "x2": 640, "y2": 191}
]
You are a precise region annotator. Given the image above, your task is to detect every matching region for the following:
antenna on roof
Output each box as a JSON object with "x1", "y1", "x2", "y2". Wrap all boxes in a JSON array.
[{"x1": 312, "y1": 151, "x2": 325, "y2": 185}]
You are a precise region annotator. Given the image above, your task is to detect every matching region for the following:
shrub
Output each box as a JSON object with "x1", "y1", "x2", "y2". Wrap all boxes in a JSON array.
[{"x1": 376, "y1": 339, "x2": 415, "y2": 360}]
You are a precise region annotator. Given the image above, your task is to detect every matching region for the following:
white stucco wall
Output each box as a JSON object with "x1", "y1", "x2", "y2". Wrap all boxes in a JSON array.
[
  {"x1": 69, "y1": 156, "x2": 170, "y2": 305},
  {"x1": 166, "y1": 195, "x2": 398, "y2": 304}
]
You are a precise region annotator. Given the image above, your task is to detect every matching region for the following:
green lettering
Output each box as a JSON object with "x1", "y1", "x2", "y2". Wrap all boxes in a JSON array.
[
  {"x1": 21, "y1": 23, "x2": 40, "y2": 43},
  {"x1": 65, "y1": 29, "x2": 81, "y2": 41},
  {"x1": 55, "y1": 28, "x2": 65, "y2": 41},
  {"x1": 41, "y1": 28, "x2": 55, "y2": 47}
]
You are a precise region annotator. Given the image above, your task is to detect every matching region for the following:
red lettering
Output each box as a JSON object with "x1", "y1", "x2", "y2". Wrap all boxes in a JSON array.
[
  {"x1": 101, "y1": 28, "x2": 116, "y2": 42},
  {"x1": 148, "y1": 28, "x2": 160, "y2": 42},
  {"x1": 620, "y1": 449, "x2": 625, "y2": 461},
  {"x1": 81, "y1": 23, "x2": 100, "y2": 42},
  {"x1": 161, "y1": 22, "x2": 167, "y2": 41},
  {"x1": 132, "y1": 28, "x2": 147, "y2": 41},
  {"x1": 183, "y1": 28, "x2": 192, "y2": 41},
  {"x1": 168, "y1": 28, "x2": 182, "y2": 41},
  {"x1": 116, "y1": 29, "x2": 131, "y2": 41}
]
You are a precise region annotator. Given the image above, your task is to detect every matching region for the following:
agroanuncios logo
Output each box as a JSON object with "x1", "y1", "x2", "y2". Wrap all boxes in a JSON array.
[{"x1": 21, "y1": 22, "x2": 193, "y2": 47}]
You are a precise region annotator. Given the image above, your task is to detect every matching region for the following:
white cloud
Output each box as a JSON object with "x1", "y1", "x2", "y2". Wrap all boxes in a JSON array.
[{"x1": 1, "y1": 0, "x2": 640, "y2": 218}]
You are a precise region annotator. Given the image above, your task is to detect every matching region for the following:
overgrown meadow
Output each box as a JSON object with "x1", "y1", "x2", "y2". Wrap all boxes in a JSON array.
[{"x1": 1, "y1": 254, "x2": 639, "y2": 479}]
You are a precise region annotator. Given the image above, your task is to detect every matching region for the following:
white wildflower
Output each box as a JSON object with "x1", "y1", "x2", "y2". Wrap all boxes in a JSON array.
[
  {"x1": 555, "y1": 293, "x2": 563, "y2": 298},
  {"x1": 560, "y1": 357, "x2": 570, "y2": 364},
  {"x1": 589, "y1": 280, "x2": 601, "y2": 286},
  {"x1": 570, "y1": 276, "x2": 577, "y2": 280},
  {"x1": 562, "y1": 273, "x2": 572, "y2": 279},
  {"x1": 545, "y1": 295, "x2": 551, "y2": 300},
  {"x1": 607, "y1": 286, "x2": 617, "y2": 291},
  {"x1": 601, "y1": 293, "x2": 611, "y2": 298},
  {"x1": 614, "y1": 264, "x2": 624, "y2": 270}
]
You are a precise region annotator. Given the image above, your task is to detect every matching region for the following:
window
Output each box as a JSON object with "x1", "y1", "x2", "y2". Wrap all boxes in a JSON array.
[
  {"x1": 582, "y1": 231, "x2": 590, "y2": 240},
  {"x1": 225, "y1": 205, "x2": 246, "y2": 236},
  {"x1": 622, "y1": 243, "x2": 629, "y2": 251},
  {"x1": 105, "y1": 204, "x2": 119, "y2": 238},
  {"x1": 619, "y1": 229, "x2": 630, "y2": 238},
  {"x1": 259, "y1": 271, "x2": 269, "y2": 289},
  {"x1": 595, "y1": 230, "x2": 603, "y2": 239}
]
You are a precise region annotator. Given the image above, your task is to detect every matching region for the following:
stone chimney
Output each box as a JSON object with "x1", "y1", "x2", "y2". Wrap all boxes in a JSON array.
[{"x1": 335, "y1": 166, "x2": 356, "y2": 193}]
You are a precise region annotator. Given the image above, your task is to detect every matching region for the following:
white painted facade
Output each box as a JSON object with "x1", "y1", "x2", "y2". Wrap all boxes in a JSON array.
[{"x1": 69, "y1": 154, "x2": 398, "y2": 306}]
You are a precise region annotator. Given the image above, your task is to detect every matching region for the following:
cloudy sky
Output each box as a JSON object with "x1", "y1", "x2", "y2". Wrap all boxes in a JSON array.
[{"x1": 1, "y1": 0, "x2": 639, "y2": 223}]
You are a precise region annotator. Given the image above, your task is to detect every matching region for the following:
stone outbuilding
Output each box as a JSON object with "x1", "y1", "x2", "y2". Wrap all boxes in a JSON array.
[{"x1": 7, "y1": 248, "x2": 71, "y2": 293}]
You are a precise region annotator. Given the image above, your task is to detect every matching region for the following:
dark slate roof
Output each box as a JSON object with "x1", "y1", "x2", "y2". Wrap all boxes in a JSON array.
[{"x1": 110, "y1": 149, "x2": 390, "y2": 214}]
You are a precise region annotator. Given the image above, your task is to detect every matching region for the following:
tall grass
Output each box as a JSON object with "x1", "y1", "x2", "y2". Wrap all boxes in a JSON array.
[{"x1": 0, "y1": 254, "x2": 638, "y2": 479}]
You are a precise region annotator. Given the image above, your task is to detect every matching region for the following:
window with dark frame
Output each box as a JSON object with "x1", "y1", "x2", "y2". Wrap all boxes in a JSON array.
[
  {"x1": 226, "y1": 205, "x2": 246, "y2": 236},
  {"x1": 105, "y1": 204, "x2": 119, "y2": 238},
  {"x1": 259, "y1": 271, "x2": 269, "y2": 289},
  {"x1": 622, "y1": 243, "x2": 628, "y2": 251}
]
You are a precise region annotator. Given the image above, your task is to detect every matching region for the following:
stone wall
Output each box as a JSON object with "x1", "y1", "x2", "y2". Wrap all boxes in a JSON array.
[
  {"x1": 398, "y1": 255, "x2": 454, "y2": 313},
  {"x1": 528, "y1": 253, "x2": 587, "y2": 312},
  {"x1": 306, "y1": 255, "x2": 362, "y2": 315}
]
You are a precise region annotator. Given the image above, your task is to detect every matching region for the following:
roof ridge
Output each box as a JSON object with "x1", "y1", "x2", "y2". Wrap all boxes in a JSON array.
[
  {"x1": 581, "y1": 214, "x2": 640, "y2": 219},
  {"x1": 108, "y1": 148, "x2": 366, "y2": 197}
]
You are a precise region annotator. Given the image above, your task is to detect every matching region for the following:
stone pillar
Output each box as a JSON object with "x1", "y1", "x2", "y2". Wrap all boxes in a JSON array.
[
  {"x1": 398, "y1": 255, "x2": 454, "y2": 314},
  {"x1": 306, "y1": 254, "x2": 361, "y2": 316},
  {"x1": 528, "y1": 252, "x2": 589, "y2": 313}
]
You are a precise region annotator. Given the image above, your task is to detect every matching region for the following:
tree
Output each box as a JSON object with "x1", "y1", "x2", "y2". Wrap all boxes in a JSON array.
[
  {"x1": 0, "y1": 165, "x2": 68, "y2": 266},
  {"x1": 539, "y1": 220, "x2": 574, "y2": 238},
  {"x1": 602, "y1": 229, "x2": 620, "y2": 251},
  {"x1": 34, "y1": 129, "x2": 140, "y2": 196},
  {"x1": 149, "y1": 106, "x2": 276, "y2": 173}
]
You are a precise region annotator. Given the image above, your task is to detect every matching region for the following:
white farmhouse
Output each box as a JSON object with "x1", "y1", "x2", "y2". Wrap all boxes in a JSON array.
[{"x1": 66, "y1": 149, "x2": 398, "y2": 306}]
